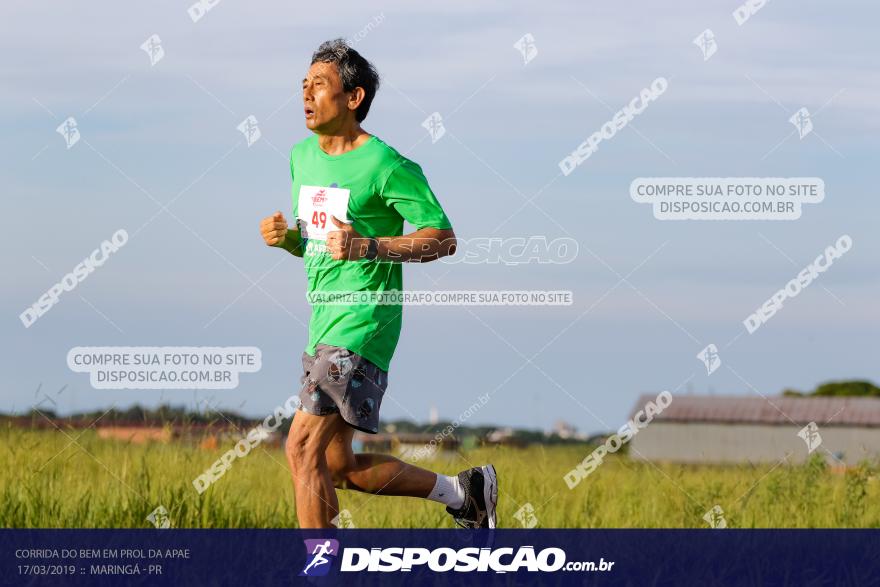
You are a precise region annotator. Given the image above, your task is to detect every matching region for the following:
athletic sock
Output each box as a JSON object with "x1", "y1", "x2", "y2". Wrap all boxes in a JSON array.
[{"x1": 427, "y1": 474, "x2": 465, "y2": 510}]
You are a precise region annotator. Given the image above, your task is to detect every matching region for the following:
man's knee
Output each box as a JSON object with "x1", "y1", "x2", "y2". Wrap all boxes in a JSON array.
[
  {"x1": 325, "y1": 435, "x2": 357, "y2": 487},
  {"x1": 286, "y1": 421, "x2": 326, "y2": 475},
  {"x1": 326, "y1": 454, "x2": 355, "y2": 488}
]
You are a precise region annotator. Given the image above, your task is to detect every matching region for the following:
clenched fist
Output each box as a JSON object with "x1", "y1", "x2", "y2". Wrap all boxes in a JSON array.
[
  {"x1": 326, "y1": 215, "x2": 367, "y2": 260},
  {"x1": 260, "y1": 211, "x2": 288, "y2": 246}
]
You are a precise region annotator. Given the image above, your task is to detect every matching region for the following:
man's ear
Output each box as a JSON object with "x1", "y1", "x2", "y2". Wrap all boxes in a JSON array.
[{"x1": 348, "y1": 87, "x2": 366, "y2": 112}]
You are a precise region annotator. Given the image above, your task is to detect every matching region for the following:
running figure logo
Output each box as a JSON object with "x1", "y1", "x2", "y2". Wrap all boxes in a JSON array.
[
  {"x1": 237, "y1": 115, "x2": 262, "y2": 147},
  {"x1": 140, "y1": 34, "x2": 165, "y2": 66},
  {"x1": 692, "y1": 29, "x2": 717, "y2": 61},
  {"x1": 56, "y1": 117, "x2": 80, "y2": 149},
  {"x1": 513, "y1": 33, "x2": 538, "y2": 65},
  {"x1": 421, "y1": 112, "x2": 446, "y2": 143},
  {"x1": 697, "y1": 344, "x2": 721, "y2": 375},
  {"x1": 703, "y1": 505, "x2": 727, "y2": 529},
  {"x1": 789, "y1": 107, "x2": 813, "y2": 139},
  {"x1": 797, "y1": 421, "x2": 822, "y2": 454},
  {"x1": 299, "y1": 539, "x2": 340, "y2": 576}
]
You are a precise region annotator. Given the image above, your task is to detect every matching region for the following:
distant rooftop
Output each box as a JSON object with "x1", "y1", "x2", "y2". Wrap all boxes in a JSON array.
[{"x1": 630, "y1": 394, "x2": 880, "y2": 427}]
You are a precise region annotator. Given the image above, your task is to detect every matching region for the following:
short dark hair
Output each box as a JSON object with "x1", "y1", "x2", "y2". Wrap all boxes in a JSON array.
[{"x1": 311, "y1": 39, "x2": 380, "y2": 122}]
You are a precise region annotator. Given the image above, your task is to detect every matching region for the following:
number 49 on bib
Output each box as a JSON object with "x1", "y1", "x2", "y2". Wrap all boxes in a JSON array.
[{"x1": 297, "y1": 185, "x2": 351, "y2": 240}]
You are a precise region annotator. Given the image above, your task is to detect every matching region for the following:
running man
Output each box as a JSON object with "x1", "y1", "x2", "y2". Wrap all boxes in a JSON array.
[
  {"x1": 302, "y1": 541, "x2": 335, "y2": 575},
  {"x1": 259, "y1": 39, "x2": 497, "y2": 529}
]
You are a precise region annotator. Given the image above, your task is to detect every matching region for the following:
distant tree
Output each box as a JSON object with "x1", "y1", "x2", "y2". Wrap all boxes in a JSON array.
[
  {"x1": 784, "y1": 380, "x2": 880, "y2": 397},
  {"x1": 812, "y1": 380, "x2": 880, "y2": 397}
]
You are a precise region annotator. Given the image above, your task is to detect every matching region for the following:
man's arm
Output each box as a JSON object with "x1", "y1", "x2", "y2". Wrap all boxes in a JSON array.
[
  {"x1": 275, "y1": 228, "x2": 304, "y2": 257},
  {"x1": 326, "y1": 216, "x2": 456, "y2": 263},
  {"x1": 260, "y1": 211, "x2": 304, "y2": 257},
  {"x1": 375, "y1": 227, "x2": 456, "y2": 262}
]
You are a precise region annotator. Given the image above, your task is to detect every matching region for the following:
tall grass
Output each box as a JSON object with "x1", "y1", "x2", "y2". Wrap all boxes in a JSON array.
[{"x1": 1, "y1": 428, "x2": 877, "y2": 528}]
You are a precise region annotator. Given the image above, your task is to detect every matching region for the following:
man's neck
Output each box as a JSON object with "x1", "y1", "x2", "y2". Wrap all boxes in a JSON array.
[{"x1": 316, "y1": 127, "x2": 371, "y2": 156}]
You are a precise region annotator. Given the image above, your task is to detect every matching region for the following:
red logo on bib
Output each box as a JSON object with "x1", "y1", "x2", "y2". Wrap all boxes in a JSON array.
[{"x1": 312, "y1": 189, "x2": 327, "y2": 205}]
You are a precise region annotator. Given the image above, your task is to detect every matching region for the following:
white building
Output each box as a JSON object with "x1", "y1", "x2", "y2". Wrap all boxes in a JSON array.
[{"x1": 628, "y1": 395, "x2": 880, "y2": 465}]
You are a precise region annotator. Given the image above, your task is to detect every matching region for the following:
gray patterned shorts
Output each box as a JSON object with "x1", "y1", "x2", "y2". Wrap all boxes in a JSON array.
[{"x1": 298, "y1": 344, "x2": 388, "y2": 434}]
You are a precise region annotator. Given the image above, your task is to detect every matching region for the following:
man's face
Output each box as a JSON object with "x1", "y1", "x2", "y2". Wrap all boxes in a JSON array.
[{"x1": 302, "y1": 61, "x2": 351, "y2": 133}]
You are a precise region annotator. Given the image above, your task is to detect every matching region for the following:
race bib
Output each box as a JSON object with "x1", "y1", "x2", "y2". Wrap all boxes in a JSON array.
[{"x1": 297, "y1": 185, "x2": 351, "y2": 240}]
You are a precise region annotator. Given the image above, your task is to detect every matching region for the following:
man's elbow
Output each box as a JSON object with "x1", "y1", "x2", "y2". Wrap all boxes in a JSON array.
[{"x1": 438, "y1": 229, "x2": 457, "y2": 260}]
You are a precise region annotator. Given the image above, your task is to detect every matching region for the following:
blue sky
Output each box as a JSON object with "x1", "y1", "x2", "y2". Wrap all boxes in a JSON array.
[{"x1": 2, "y1": 1, "x2": 878, "y2": 435}]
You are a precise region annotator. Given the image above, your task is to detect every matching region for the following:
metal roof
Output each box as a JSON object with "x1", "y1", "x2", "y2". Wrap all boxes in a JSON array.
[{"x1": 629, "y1": 394, "x2": 880, "y2": 427}]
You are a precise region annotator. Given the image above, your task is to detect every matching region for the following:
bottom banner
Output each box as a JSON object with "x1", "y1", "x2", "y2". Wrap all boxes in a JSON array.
[{"x1": 2, "y1": 529, "x2": 878, "y2": 586}]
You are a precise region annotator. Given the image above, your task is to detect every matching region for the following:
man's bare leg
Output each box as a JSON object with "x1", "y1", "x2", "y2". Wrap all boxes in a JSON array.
[
  {"x1": 324, "y1": 423, "x2": 437, "y2": 496},
  {"x1": 286, "y1": 411, "x2": 440, "y2": 527},
  {"x1": 286, "y1": 410, "x2": 348, "y2": 528},
  {"x1": 287, "y1": 411, "x2": 495, "y2": 528}
]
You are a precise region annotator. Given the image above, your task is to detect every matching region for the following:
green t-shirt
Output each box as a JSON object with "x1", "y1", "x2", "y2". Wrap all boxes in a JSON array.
[{"x1": 290, "y1": 134, "x2": 452, "y2": 372}]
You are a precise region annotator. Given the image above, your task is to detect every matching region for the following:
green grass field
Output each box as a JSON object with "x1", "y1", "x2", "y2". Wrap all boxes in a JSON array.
[{"x1": 2, "y1": 427, "x2": 878, "y2": 528}]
